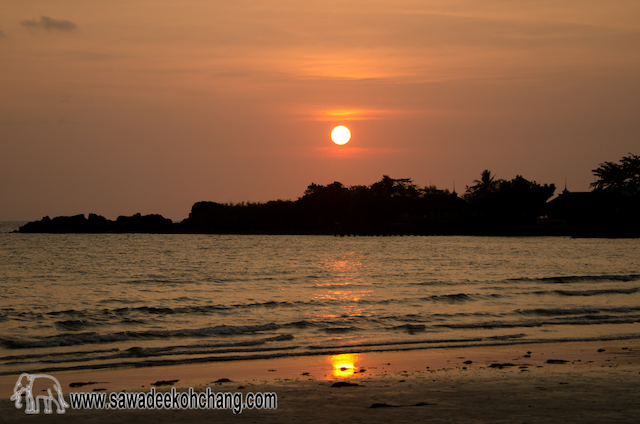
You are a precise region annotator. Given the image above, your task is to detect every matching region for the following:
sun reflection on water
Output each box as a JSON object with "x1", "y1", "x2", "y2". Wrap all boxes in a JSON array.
[{"x1": 329, "y1": 353, "x2": 360, "y2": 378}]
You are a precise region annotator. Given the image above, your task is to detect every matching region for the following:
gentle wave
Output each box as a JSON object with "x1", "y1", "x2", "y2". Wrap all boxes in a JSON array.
[
  {"x1": 5, "y1": 333, "x2": 640, "y2": 376},
  {"x1": 517, "y1": 305, "x2": 640, "y2": 316},
  {"x1": 555, "y1": 288, "x2": 639, "y2": 296},
  {"x1": 1, "y1": 323, "x2": 280, "y2": 349},
  {"x1": 508, "y1": 274, "x2": 640, "y2": 284},
  {"x1": 442, "y1": 314, "x2": 640, "y2": 329}
]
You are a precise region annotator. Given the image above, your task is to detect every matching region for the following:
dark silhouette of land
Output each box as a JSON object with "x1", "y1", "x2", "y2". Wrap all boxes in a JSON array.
[{"x1": 17, "y1": 153, "x2": 640, "y2": 237}]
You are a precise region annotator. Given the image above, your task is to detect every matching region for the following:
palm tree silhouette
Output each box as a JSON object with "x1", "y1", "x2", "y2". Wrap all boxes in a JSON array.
[{"x1": 465, "y1": 170, "x2": 499, "y2": 200}]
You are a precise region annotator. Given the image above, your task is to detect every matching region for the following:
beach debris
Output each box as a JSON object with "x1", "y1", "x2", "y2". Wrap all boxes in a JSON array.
[
  {"x1": 331, "y1": 382, "x2": 360, "y2": 388},
  {"x1": 69, "y1": 382, "x2": 106, "y2": 388},
  {"x1": 488, "y1": 363, "x2": 516, "y2": 369},
  {"x1": 268, "y1": 369, "x2": 276, "y2": 372},
  {"x1": 523, "y1": 354, "x2": 531, "y2": 358},
  {"x1": 546, "y1": 359, "x2": 569, "y2": 364},
  {"x1": 370, "y1": 402, "x2": 435, "y2": 408},
  {"x1": 463, "y1": 360, "x2": 473, "y2": 364},
  {"x1": 301, "y1": 372, "x2": 310, "y2": 376},
  {"x1": 214, "y1": 378, "x2": 232, "y2": 383},
  {"x1": 598, "y1": 348, "x2": 606, "y2": 352},
  {"x1": 151, "y1": 380, "x2": 179, "y2": 386}
]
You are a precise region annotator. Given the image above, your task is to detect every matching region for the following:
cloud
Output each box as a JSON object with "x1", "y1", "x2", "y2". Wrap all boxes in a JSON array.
[
  {"x1": 0, "y1": 29, "x2": 6, "y2": 38},
  {"x1": 298, "y1": 107, "x2": 452, "y2": 122},
  {"x1": 20, "y1": 16, "x2": 77, "y2": 31}
]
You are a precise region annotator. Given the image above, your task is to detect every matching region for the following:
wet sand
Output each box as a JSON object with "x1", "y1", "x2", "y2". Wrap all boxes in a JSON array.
[{"x1": 2, "y1": 339, "x2": 639, "y2": 423}]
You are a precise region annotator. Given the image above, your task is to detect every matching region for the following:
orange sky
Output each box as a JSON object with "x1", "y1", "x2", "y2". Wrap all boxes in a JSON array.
[{"x1": 2, "y1": 1, "x2": 640, "y2": 220}]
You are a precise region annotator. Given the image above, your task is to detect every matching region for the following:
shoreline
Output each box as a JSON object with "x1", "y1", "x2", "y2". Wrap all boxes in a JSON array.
[
  {"x1": 2, "y1": 339, "x2": 638, "y2": 423},
  {"x1": 3, "y1": 333, "x2": 639, "y2": 378}
]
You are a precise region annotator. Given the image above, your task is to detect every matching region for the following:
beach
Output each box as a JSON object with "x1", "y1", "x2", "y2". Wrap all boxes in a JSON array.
[{"x1": 2, "y1": 339, "x2": 638, "y2": 423}]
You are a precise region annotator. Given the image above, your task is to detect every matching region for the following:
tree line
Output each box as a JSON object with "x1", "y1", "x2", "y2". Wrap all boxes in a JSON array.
[{"x1": 18, "y1": 153, "x2": 639, "y2": 235}]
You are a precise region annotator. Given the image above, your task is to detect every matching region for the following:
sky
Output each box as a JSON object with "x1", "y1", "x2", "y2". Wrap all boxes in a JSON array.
[{"x1": 2, "y1": 1, "x2": 640, "y2": 221}]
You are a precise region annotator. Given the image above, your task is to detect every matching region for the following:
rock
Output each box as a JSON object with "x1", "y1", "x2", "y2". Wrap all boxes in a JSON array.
[
  {"x1": 19, "y1": 212, "x2": 175, "y2": 233},
  {"x1": 331, "y1": 382, "x2": 360, "y2": 388},
  {"x1": 69, "y1": 382, "x2": 100, "y2": 388},
  {"x1": 151, "y1": 380, "x2": 179, "y2": 386}
]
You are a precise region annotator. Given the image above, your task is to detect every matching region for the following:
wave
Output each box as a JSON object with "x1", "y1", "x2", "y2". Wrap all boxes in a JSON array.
[
  {"x1": 4, "y1": 332, "x2": 640, "y2": 376},
  {"x1": 488, "y1": 333, "x2": 526, "y2": 340},
  {"x1": 517, "y1": 305, "x2": 640, "y2": 316},
  {"x1": 442, "y1": 314, "x2": 640, "y2": 329},
  {"x1": 307, "y1": 336, "x2": 485, "y2": 350},
  {"x1": 2, "y1": 335, "x2": 296, "y2": 368},
  {"x1": 0, "y1": 347, "x2": 120, "y2": 362},
  {"x1": 555, "y1": 288, "x2": 639, "y2": 296},
  {"x1": 425, "y1": 293, "x2": 472, "y2": 302},
  {"x1": 0, "y1": 323, "x2": 280, "y2": 349},
  {"x1": 54, "y1": 320, "x2": 93, "y2": 331},
  {"x1": 324, "y1": 326, "x2": 360, "y2": 334},
  {"x1": 283, "y1": 320, "x2": 315, "y2": 328},
  {"x1": 393, "y1": 324, "x2": 427, "y2": 333},
  {"x1": 9, "y1": 295, "x2": 483, "y2": 324},
  {"x1": 508, "y1": 274, "x2": 640, "y2": 284}
]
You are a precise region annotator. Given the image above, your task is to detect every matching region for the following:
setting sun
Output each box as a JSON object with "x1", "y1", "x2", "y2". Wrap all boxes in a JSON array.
[{"x1": 331, "y1": 126, "x2": 351, "y2": 145}]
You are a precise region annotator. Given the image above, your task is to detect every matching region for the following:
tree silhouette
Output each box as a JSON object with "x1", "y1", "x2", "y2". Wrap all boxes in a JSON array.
[
  {"x1": 591, "y1": 153, "x2": 640, "y2": 194},
  {"x1": 464, "y1": 169, "x2": 499, "y2": 202}
]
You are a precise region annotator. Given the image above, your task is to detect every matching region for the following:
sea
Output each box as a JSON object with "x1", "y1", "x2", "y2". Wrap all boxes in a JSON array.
[{"x1": 1, "y1": 221, "x2": 639, "y2": 376}]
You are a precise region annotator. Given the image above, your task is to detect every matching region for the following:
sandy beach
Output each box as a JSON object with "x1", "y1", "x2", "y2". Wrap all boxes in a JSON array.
[{"x1": 2, "y1": 339, "x2": 638, "y2": 423}]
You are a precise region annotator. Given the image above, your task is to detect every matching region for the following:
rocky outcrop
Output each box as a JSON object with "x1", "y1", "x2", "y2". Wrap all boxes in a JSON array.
[{"x1": 18, "y1": 213, "x2": 175, "y2": 233}]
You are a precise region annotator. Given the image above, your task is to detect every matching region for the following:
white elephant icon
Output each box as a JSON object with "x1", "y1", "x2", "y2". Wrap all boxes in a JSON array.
[{"x1": 10, "y1": 373, "x2": 70, "y2": 414}]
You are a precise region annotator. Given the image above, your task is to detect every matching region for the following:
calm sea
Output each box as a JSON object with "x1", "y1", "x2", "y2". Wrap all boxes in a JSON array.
[{"x1": 1, "y1": 223, "x2": 639, "y2": 375}]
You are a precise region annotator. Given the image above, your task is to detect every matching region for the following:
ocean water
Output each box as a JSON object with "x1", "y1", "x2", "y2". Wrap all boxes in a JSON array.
[{"x1": 1, "y1": 229, "x2": 639, "y2": 376}]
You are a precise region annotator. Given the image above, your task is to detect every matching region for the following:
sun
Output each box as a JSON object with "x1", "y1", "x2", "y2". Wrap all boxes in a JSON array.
[{"x1": 331, "y1": 126, "x2": 351, "y2": 145}]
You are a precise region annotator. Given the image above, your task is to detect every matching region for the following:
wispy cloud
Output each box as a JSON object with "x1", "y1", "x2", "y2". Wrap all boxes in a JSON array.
[
  {"x1": 299, "y1": 107, "x2": 452, "y2": 121},
  {"x1": 20, "y1": 16, "x2": 77, "y2": 31}
]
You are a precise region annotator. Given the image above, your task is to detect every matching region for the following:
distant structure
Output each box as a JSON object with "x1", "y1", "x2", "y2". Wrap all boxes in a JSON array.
[{"x1": 546, "y1": 188, "x2": 640, "y2": 236}]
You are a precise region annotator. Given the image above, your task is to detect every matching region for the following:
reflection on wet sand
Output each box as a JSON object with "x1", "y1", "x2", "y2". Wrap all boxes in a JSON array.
[{"x1": 328, "y1": 353, "x2": 360, "y2": 378}]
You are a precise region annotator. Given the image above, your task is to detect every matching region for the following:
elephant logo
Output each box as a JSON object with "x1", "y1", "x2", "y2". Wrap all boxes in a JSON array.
[{"x1": 10, "y1": 373, "x2": 70, "y2": 414}]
